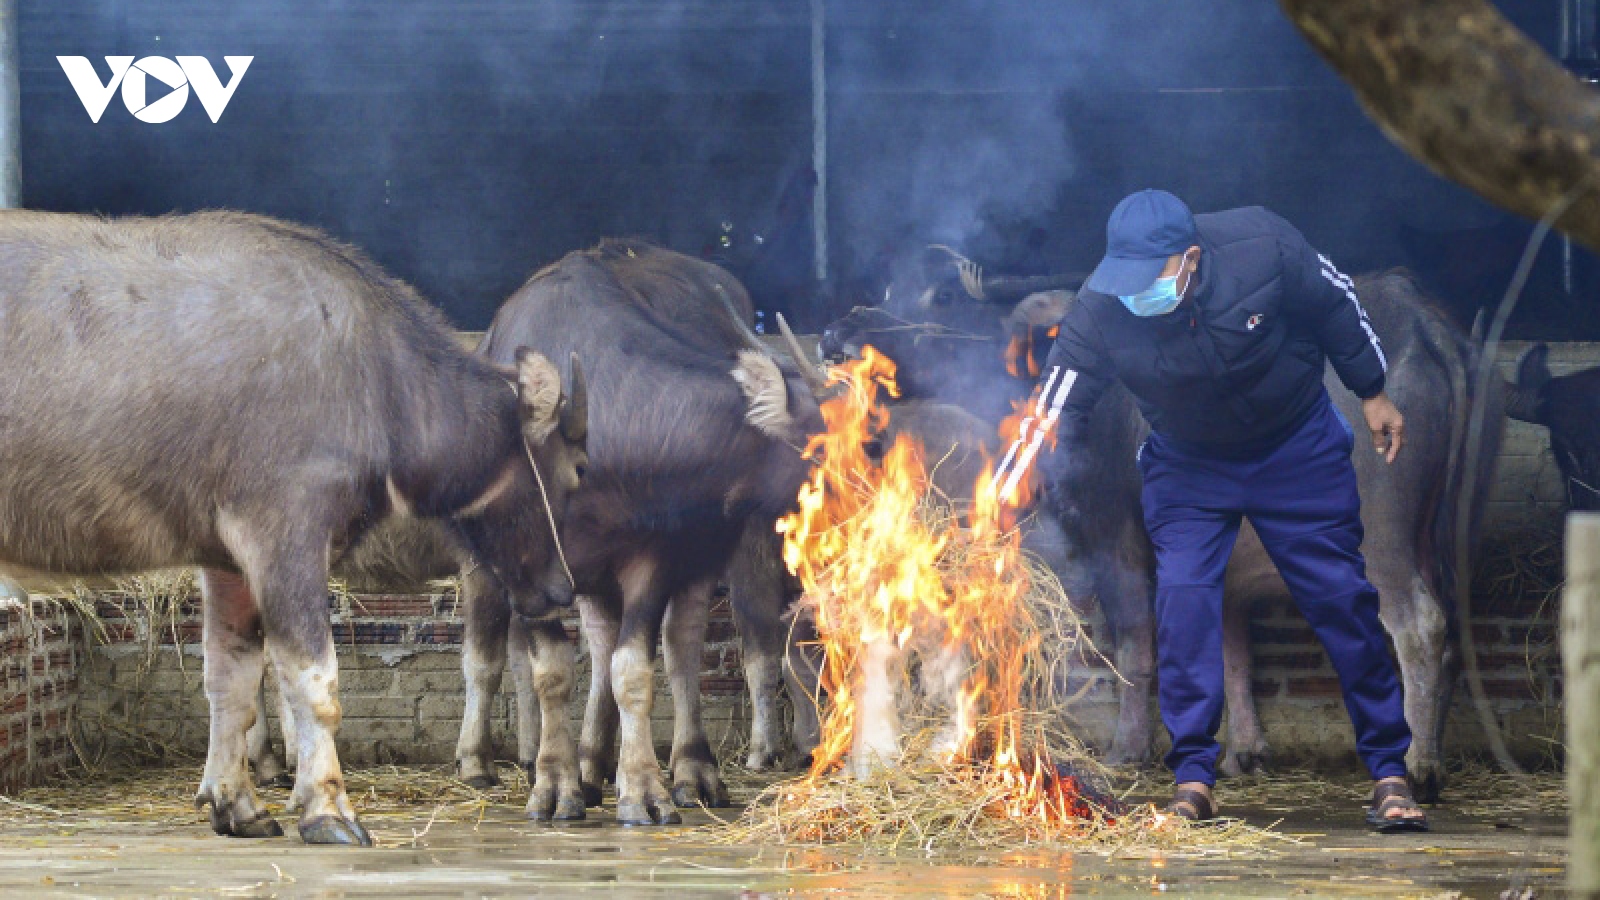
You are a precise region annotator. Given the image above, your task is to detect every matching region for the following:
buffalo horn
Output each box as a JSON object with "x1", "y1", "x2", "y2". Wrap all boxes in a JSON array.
[
  {"x1": 714, "y1": 284, "x2": 769, "y2": 355},
  {"x1": 775, "y1": 312, "x2": 829, "y2": 395},
  {"x1": 560, "y1": 352, "x2": 588, "y2": 442},
  {"x1": 977, "y1": 272, "x2": 1088, "y2": 300}
]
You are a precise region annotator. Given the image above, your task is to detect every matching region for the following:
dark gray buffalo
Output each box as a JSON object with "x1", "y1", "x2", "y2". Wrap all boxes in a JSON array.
[
  {"x1": 822, "y1": 256, "x2": 1500, "y2": 799},
  {"x1": 0, "y1": 210, "x2": 587, "y2": 845},
  {"x1": 1508, "y1": 344, "x2": 1600, "y2": 511},
  {"x1": 454, "y1": 239, "x2": 823, "y2": 824}
]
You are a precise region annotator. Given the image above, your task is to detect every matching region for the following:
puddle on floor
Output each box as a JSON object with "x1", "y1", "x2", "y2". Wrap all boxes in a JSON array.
[{"x1": 0, "y1": 801, "x2": 1568, "y2": 899}]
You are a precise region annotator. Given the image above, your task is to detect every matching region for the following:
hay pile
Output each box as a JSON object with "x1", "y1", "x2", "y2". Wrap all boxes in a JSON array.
[{"x1": 705, "y1": 738, "x2": 1292, "y2": 856}]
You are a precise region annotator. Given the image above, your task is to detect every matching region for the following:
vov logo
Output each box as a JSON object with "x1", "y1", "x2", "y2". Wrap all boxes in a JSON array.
[{"x1": 57, "y1": 56, "x2": 253, "y2": 123}]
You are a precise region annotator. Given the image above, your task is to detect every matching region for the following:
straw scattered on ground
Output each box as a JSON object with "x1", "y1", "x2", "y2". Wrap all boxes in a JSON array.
[
  {"x1": 1204, "y1": 767, "x2": 1568, "y2": 820},
  {"x1": 0, "y1": 764, "x2": 534, "y2": 848}
]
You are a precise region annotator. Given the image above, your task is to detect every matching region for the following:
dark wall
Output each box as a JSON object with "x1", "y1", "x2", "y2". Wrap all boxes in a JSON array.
[
  {"x1": 21, "y1": 1, "x2": 814, "y2": 329},
  {"x1": 19, "y1": 0, "x2": 1598, "y2": 335}
]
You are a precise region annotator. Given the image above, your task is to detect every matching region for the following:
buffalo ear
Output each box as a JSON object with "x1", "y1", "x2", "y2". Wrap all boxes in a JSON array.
[
  {"x1": 1506, "y1": 343, "x2": 1552, "y2": 424},
  {"x1": 515, "y1": 347, "x2": 562, "y2": 443},
  {"x1": 730, "y1": 350, "x2": 792, "y2": 438},
  {"x1": 1516, "y1": 343, "x2": 1552, "y2": 392}
]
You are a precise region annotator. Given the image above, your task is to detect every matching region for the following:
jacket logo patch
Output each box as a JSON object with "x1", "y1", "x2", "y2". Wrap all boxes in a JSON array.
[{"x1": 1246, "y1": 313, "x2": 1264, "y2": 331}]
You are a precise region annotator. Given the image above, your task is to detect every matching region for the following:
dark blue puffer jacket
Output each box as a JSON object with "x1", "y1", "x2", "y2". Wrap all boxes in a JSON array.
[{"x1": 996, "y1": 207, "x2": 1386, "y2": 494}]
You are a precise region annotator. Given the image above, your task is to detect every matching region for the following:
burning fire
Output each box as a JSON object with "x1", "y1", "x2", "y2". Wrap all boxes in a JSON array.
[
  {"x1": 776, "y1": 345, "x2": 1090, "y2": 833},
  {"x1": 1003, "y1": 325, "x2": 1059, "y2": 379}
]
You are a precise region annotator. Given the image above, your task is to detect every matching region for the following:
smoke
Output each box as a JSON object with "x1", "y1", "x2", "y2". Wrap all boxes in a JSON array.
[{"x1": 19, "y1": 0, "x2": 1580, "y2": 334}]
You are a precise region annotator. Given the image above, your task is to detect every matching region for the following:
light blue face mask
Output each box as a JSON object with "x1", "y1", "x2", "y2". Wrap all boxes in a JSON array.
[{"x1": 1119, "y1": 250, "x2": 1193, "y2": 317}]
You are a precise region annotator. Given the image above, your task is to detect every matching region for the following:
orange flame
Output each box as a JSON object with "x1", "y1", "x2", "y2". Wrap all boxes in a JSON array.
[
  {"x1": 1002, "y1": 325, "x2": 1059, "y2": 379},
  {"x1": 776, "y1": 344, "x2": 1086, "y2": 829}
]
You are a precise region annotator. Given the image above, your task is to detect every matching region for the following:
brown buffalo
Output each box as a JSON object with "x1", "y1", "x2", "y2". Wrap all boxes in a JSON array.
[{"x1": 0, "y1": 210, "x2": 586, "y2": 845}]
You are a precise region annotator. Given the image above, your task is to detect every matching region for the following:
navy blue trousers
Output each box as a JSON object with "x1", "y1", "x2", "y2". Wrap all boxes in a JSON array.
[{"x1": 1139, "y1": 391, "x2": 1411, "y2": 786}]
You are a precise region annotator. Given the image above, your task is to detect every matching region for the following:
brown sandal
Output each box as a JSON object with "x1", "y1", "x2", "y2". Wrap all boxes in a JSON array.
[
  {"x1": 1366, "y1": 779, "x2": 1430, "y2": 833},
  {"x1": 1166, "y1": 787, "x2": 1216, "y2": 822}
]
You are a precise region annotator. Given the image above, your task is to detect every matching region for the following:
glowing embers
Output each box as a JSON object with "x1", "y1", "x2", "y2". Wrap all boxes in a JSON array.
[{"x1": 772, "y1": 345, "x2": 1095, "y2": 842}]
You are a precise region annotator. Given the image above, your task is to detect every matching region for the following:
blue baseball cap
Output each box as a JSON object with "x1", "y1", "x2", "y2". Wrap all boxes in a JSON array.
[{"x1": 1085, "y1": 189, "x2": 1198, "y2": 296}]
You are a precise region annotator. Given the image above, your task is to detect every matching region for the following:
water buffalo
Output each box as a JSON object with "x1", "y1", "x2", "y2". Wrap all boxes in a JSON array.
[
  {"x1": 0, "y1": 210, "x2": 587, "y2": 845},
  {"x1": 1507, "y1": 344, "x2": 1600, "y2": 511},
  {"x1": 821, "y1": 253, "x2": 1500, "y2": 798},
  {"x1": 454, "y1": 239, "x2": 823, "y2": 824}
]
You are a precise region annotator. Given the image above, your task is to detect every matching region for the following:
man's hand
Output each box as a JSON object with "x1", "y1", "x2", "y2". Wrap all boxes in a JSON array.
[{"x1": 1362, "y1": 392, "x2": 1404, "y2": 464}]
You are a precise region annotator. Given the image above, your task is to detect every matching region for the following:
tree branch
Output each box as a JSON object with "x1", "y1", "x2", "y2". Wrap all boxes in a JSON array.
[{"x1": 1279, "y1": 0, "x2": 1600, "y2": 251}]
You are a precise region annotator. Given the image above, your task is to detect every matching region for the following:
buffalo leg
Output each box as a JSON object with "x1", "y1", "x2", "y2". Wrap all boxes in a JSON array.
[
  {"x1": 506, "y1": 614, "x2": 540, "y2": 775},
  {"x1": 1378, "y1": 570, "x2": 1451, "y2": 803},
  {"x1": 242, "y1": 519, "x2": 370, "y2": 846},
  {"x1": 577, "y1": 593, "x2": 621, "y2": 806},
  {"x1": 455, "y1": 567, "x2": 509, "y2": 789},
  {"x1": 782, "y1": 611, "x2": 823, "y2": 766},
  {"x1": 664, "y1": 577, "x2": 730, "y2": 808},
  {"x1": 195, "y1": 569, "x2": 284, "y2": 838},
  {"x1": 246, "y1": 675, "x2": 293, "y2": 788},
  {"x1": 522, "y1": 617, "x2": 585, "y2": 821},
  {"x1": 736, "y1": 613, "x2": 786, "y2": 771},
  {"x1": 1219, "y1": 594, "x2": 1271, "y2": 777},
  {"x1": 1100, "y1": 558, "x2": 1158, "y2": 766},
  {"x1": 611, "y1": 557, "x2": 679, "y2": 825},
  {"x1": 727, "y1": 525, "x2": 794, "y2": 770}
]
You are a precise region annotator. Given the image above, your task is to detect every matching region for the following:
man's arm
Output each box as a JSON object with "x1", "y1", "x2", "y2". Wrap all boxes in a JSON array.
[
  {"x1": 994, "y1": 309, "x2": 1111, "y2": 505},
  {"x1": 1283, "y1": 231, "x2": 1386, "y2": 398},
  {"x1": 1282, "y1": 229, "x2": 1405, "y2": 462}
]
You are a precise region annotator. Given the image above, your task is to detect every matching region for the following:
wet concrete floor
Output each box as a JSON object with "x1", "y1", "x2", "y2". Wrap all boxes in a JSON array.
[{"x1": 0, "y1": 777, "x2": 1569, "y2": 899}]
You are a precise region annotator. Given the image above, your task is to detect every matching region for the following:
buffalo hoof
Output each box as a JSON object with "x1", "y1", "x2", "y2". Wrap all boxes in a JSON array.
[
  {"x1": 580, "y1": 781, "x2": 605, "y2": 808},
  {"x1": 298, "y1": 815, "x2": 374, "y2": 847},
  {"x1": 209, "y1": 806, "x2": 284, "y2": 839},
  {"x1": 615, "y1": 800, "x2": 682, "y2": 826},
  {"x1": 744, "y1": 748, "x2": 785, "y2": 772},
  {"x1": 1219, "y1": 748, "x2": 1271, "y2": 779},
  {"x1": 528, "y1": 793, "x2": 587, "y2": 823},
  {"x1": 554, "y1": 794, "x2": 588, "y2": 821},
  {"x1": 461, "y1": 773, "x2": 501, "y2": 791},
  {"x1": 255, "y1": 772, "x2": 295, "y2": 790},
  {"x1": 671, "y1": 779, "x2": 730, "y2": 809},
  {"x1": 672, "y1": 757, "x2": 730, "y2": 809},
  {"x1": 1410, "y1": 768, "x2": 1444, "y2": 805}
]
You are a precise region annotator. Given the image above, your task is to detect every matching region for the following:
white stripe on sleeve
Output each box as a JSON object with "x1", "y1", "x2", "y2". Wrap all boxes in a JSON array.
[
  {"x1": 1317, "y1": 253, "x2": 1387, "y2": 372},
  {"x1": 996, "y1": 366, "x2": 1078, "y2": 502}
]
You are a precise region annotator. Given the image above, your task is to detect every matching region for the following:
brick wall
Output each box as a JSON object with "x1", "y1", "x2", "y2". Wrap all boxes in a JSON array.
[
  {"x1": 75, "y1": 590, "x2": 753, "y2": 768},
  {"x1": 0, "y1": 597, "x2": 85, "y2": 789}
]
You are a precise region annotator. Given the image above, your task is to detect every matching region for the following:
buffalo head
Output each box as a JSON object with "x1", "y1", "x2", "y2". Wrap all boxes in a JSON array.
[
  {"x1": 452, "y1": 349, "x2": 590, "y2": 617},
  {"x1": 818, "y1": 246, "x2": 1081, "y2": 421},
  {"x1": 1508, "y1": 343, "x2": 1600, "y2": 512}
]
